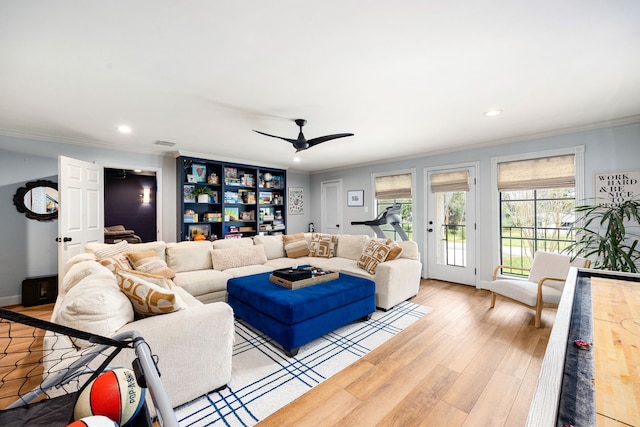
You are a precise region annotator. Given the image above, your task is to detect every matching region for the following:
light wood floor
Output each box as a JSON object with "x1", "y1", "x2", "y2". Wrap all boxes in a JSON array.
[
  {"x1": 2, "y1": 280, "x2": 554, "y2": 426},
  {"x1": 260, "y1": 279, "x2": 555, "y2": 427}
]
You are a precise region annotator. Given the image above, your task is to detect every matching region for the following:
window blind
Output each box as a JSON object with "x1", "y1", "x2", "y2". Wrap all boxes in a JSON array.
[
  {"x1": 498, "y1": 154, "x2": 575, "y2": 191},
  {"x1": 430, "y1": 170, "x2": 470, "y2": 193},
  {"x1": 375, "y1": 173, "x2": 412, "y2": 199}
]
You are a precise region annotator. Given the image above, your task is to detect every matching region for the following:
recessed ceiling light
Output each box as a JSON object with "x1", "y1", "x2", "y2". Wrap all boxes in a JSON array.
[
  {"x1": 484, "y1": 109, "x2": 503, "y2": 117},
  {"x1": 293, "y1": 157, "x2": 301, "y2": 162},
  {"x1": 117, "y1": 124, "x2": 132, "y2": 134}
]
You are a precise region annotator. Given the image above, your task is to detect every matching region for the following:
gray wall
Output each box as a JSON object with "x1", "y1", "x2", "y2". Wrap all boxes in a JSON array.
[
  {"x1": 309, "y1": 122, "x2": 640, "y2": 284},
  {"x1": 1, "y1": 122, "x2": 639, "y2": 303}
]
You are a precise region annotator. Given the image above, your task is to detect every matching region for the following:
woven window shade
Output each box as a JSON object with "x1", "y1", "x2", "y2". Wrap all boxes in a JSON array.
[
  {"x1": 498, "y1": 154, "x2": 575, "y2": 191},
  {"x1": 430, "y1": 170, "x2": 470, "y2": 193},
  {"x1": 375, "y1": 174, "x2": 412, "y2": 199}
]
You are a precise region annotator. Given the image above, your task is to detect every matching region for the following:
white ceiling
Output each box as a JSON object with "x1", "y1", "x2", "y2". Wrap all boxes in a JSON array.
[{"x1": 1, "y1": 1, "x2": 639, "y2": 173}]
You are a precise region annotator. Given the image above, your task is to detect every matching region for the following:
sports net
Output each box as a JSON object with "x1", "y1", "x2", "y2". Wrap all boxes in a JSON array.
[{"x1": 0, "y1": 308, "x2": 178, "y2": 426}]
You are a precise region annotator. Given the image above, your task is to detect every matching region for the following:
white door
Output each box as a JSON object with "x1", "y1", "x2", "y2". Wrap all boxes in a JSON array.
[
  {"x1": 57, "y1": 156, "x2": 103, "y2": 284},
  {"x1": 321, "y1": 180, "x2": 342, "y2": 234},
  {"x1": 426, "y1": 166, "x2": 477, "y2": 286}
]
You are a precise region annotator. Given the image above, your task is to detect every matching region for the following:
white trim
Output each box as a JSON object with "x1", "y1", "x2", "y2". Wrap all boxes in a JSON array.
[
  {"x1": 101, "y1": 162, "x2": 163, "y2": 242},
  {"x1": 490, "y1": 145, "x2": 585, "y2": 269},
  {"x1": 424, "y1": 162, "x2": 480, "y2": 285}
]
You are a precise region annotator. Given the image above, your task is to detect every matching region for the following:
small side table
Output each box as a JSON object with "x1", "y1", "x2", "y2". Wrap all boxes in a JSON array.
[{"x1": 22, "y1": 275, "x2": 58, "y2": 307}]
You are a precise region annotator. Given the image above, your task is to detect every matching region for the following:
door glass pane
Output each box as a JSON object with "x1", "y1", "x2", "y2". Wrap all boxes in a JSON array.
[{"x1": 435, "y1": 191, "x2": 466, "y2": 267}]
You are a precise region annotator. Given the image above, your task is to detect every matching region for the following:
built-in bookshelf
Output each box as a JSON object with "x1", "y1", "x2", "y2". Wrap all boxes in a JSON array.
[{"x1": 177, "y1": 156, "x2": 286, "y2": 240}]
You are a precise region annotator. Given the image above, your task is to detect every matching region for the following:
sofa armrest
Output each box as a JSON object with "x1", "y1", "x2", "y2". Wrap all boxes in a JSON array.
[
  {"x1": 374, "y1": 258, "x2": 422, "y2": 310},
  {"x1": 116, "y1": 302, "x2": 234, "y2": 408}
]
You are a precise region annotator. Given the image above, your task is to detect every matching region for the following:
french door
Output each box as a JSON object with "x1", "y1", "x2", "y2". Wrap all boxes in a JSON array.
[{"x1": 426, "y1": 165, "x2": 477, "y2": 286}]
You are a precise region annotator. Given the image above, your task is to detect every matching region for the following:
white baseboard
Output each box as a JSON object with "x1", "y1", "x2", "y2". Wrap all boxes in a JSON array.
[{"x1": 0, "y1": 294, "x2": 22, "y2": 308}]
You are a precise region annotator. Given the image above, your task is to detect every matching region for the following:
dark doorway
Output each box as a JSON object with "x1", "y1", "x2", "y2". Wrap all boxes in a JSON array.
[{"x1": 104, "y1": 168, "x2": 157, "y2": 242}]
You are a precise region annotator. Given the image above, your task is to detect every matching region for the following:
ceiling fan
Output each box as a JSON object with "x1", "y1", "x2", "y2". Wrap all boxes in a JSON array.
[{"x1": 253, "y1": 119, "x2": 354, "y2": 152}]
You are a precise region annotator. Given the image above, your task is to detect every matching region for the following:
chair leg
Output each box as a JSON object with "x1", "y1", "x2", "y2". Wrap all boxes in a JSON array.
[
  {"x1": 535, "y1": 302, "x2": 542, "y2": 328},
  {"x1": 490, "y1": 292, "x2": 496, "y2": 308}
]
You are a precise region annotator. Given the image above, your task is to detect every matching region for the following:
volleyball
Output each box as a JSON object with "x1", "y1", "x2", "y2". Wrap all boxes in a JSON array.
[{"x1": 73, "y1": 368, "x2": 145, "y2": 426}]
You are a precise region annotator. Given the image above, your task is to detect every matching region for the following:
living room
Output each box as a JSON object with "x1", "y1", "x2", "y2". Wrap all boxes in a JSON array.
[{"x1": 1, "y1": 1, "x2": 640, "y2": 425}]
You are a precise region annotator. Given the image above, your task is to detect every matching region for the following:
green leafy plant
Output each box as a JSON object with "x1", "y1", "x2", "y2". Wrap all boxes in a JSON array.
[
  {"x1": 563, "y1": 198, "x2": 640, "y2": 272},
  {"x1": 192, "y1": 186, "x2": 214, "y2": 197}
]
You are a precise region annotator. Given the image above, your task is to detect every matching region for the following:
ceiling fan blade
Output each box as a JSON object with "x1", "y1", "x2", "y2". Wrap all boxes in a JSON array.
[
  {"x1": 252, "y1": 130, "x2": 297, "y2": 144},
  {"x1": 307, "y1": 133, "x2": 354, "y2": 147}
]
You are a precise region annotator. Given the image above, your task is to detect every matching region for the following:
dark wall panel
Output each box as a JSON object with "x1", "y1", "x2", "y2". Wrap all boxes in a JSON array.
[{"x1": 104, "y1": 171, "x2": 157, "y2": 242}]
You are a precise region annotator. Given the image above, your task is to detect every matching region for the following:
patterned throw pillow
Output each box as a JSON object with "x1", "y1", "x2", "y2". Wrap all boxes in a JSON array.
[
  {"x1": 94, "y1": 241, "x2": 132, "y2": 273},
  {"x1": 309, "y1": 233, "x2": 337, "y2": 258},
  {"x1": 115, "y1": 269, "x2": 186, "y2": 317},
  {"x1": 127, "y1": 250, "x2": 176, "y2": 279},
  {"x1": 283, "y1": 233, "x2": 310, "y2": 258},
  {"x1": 385, "y1": 239, "x2": 403, "y2": 261},
  {"x1": 357, "y1": 239, "x2": 392, "y2": 274}
]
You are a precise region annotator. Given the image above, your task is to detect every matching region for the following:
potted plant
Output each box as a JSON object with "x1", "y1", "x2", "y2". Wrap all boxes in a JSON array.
[
  {"x1": 192, "y1": 187, "x2": 214, "y2": 203},
  {"x1": 563, "y1": 198, "x2": 640, "y2": 272}
]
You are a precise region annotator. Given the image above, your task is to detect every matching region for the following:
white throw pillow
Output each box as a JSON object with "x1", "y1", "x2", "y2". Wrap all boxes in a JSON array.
[
  {"x1": 61, "y1": 261, "x2": 113, "y2": 296},
  {"x1": 253, "y1": 235, "x2": 286, "y2": 259},
  {"x1": 54, "y1": 275, "x2": 134, "y2": 348},
  {"x1": 211, "y1": 245, "x2": 268, "y2": 270}
]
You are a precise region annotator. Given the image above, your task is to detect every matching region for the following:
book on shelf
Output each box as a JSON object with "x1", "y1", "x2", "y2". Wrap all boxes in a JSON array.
[
  {"x1": 183, "y1": 185, "x2": 195, "y2": 203},
  {"x1": 224, "y1": 207, "x2": 239, "y2": 221},
  {"x1": 225, "y1": 233, "x2": 242, "y2": 239},
  {"x1": 258, "y1": 192, "x2": 272, "y2": 204},
  {"x1": 224, "y1": 191, "x2": 239, "y2": 204}
]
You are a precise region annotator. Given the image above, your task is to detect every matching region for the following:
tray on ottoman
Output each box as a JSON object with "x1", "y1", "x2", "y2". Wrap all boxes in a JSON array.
[{"x1": 270, "y1": 267, "x2": 338, "y2": 289}]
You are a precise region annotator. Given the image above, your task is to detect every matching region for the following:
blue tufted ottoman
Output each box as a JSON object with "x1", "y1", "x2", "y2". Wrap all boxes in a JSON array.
[{"x1": 227, "y1": 271, "x2": 376, "y2": 356}]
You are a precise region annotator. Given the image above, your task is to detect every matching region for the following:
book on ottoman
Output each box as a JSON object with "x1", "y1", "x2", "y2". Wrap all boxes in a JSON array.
[{"x1": 272, "y1": 267, "x2": 312, "y2": 282}]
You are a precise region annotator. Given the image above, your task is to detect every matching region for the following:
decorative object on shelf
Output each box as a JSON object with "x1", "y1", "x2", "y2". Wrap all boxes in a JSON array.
[
  {"x1": 253, "y1": 118, "x2": 354, "y2": 152},
  {"x1": 188, "y1": 224, "x2": 210, "y2": 240},
  {"x1": 207, "y1": 173, "x2": 219, "y2": 184},
  {"x1": 184, "y1": 209, "x2": 197, "y2": 223},
  {"x1": 347, "y1": 190, "x2": 364, "y2": 207},
  {"x1": 183, "y1": 185, "x2": 195, "y2": 203},
  {"x1": 13, "y1": 179, "x2": 59, "y2": 222},
  {"x1": 192, "y1": 164, "x2": 207, "y2": 183},
  {"x1": 187, "y1": 174, "x2": 197, "y2": 183},
  {"x1": 288, "y1": 187, "x2": 303, "y2": 215},
  {"x1": 192, "y1": 186, "x2": 215, "y2": 203},
  {"x1": 224, "y1": 207, "x2": 239, "y2": 221},
  {"x1": 259, "y1": 192, "x2": 272, "y2": 204},
  {"x1": 271, "y1": 175, "x2": 281, "y2": 189}
]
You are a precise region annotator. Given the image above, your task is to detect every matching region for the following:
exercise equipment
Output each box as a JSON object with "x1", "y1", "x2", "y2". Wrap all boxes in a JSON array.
[{"x1": 351, "y1": 203, "x2": 410, "y2": 241}]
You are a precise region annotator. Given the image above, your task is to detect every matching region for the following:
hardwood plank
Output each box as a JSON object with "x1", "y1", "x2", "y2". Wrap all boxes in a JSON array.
[
  {"x1": 420, "y1": 401, "x2": 468, "y2": 427},
  {"x1": 462, "y1": 370, "x2": 521, "y2": 427}
]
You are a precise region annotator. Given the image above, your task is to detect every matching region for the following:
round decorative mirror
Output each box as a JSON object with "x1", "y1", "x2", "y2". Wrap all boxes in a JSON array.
[{"x1": 13, "y1": 180, "x2": 59, "y2": 222}]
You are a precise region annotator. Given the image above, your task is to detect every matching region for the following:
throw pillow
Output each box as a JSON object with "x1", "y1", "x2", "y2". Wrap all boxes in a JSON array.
[
  {"x1": 127, "y1": 250, "x2": 176, "y2": 279},
  {"x1": 309, "y1": 233, "x2": 337, "y2": 258},
  {"x1": 357, "y1": 239, "x2": 392, "y2": 274},
  {"x1": 283, "y1": 233, "x2": 310, "y2": 258},
  {"x1": 210, "y1": 245, "x2": 268, "y2": 271},
  {"x1": 115, "y1": 269, "x2": 186, "y2": 317},
  {"x1": 93, "y1": 241, "x2": 132, "y2": 273},
  {"x1": 54, "y1": 274, "x2": 134, "y2": 348},
  {"x1": 61, "y1": 261, "x2": 113, "y2": 296},
  {"x1": 385, "y1": 239, "x2": 403, "y2": 261}
]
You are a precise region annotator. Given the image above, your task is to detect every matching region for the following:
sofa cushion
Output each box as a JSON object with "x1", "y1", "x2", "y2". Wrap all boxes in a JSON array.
[
  {"x1": 115, "y1": 269, "x2": 187, "y2": 317},
  {"x1": 212, "y1": 237, "x2": 254, "y2": 250},
  {"x1": 253, "y1": 235, "x2": 286, "y2": 259},
  {"x1": 61, "y1": 261, "x2": 113, "y2": 296},
  {"x1": 357, "y1": 239, "x2": 392, "y2": 274},
  {"x1": 211, "y1": 245, "x2": 268, "y2": 271},
  {"x1": 172, "y1": 269, "x2": 231, "y2": 298},
  {"x1": 309, "y1": 233, "x2": 337, "y2": 258},
  {"x1": 283, "y1": 233, "x2": 310, "y2": 258},
  {"x1": 336, "y1": 235, "x2": 369, "y2": 260},
  {"x1": 127, "y1": 250, "x2": 176, "y2": 279},
  {"x1": 397, "y1": 240, "x2": 419, "y2": 260},
  {"x1": 54, "y1": 274, "x2": 134, "y2": 348},
  {"x1": 166, "y1": 241, "x2": 214, "y2": 273},
  {"x1": 223, "y1": 264, "x2": 275, "y2": 278},
  {"x1": 64, "y1": 253, "x2": 97, "y2": 275}
]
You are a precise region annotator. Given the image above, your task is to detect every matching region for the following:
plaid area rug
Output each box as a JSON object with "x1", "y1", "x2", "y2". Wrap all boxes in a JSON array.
[{"x1": 175, "y1": 301, "x2": 431, "y2": 426}]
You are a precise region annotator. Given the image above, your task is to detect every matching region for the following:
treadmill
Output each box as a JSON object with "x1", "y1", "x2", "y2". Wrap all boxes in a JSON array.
[{"x1": 351, "y1": 203, "x2": 410, "y2": 241}]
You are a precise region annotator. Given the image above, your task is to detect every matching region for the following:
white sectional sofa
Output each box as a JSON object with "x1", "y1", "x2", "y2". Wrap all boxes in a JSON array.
[
  {"x1": 46, "y1": 233, "x2": 421, "y2": 411},
  {"x1": 161, "y1": 233, "x2": 422, "y2": 310}
]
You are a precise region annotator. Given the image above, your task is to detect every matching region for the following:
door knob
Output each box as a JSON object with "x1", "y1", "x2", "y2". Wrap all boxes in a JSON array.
[
  {"x1": 428, "y1": 228, "x2": 433, "y2": 232},
  {"x1": 56, "y1": 237, "x2": 72, "y2": 242},
  {"x1": 336, "y1": 224, "x2": 340, "y2": 228}
]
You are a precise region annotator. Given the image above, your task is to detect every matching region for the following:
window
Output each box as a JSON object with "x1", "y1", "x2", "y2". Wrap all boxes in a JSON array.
[
  {"x1": 498, "y1": 154, "x2": 576, "y2": 274},
  {"x1": 374, "y1": 172, "x2": 413, "y2": 240}
]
